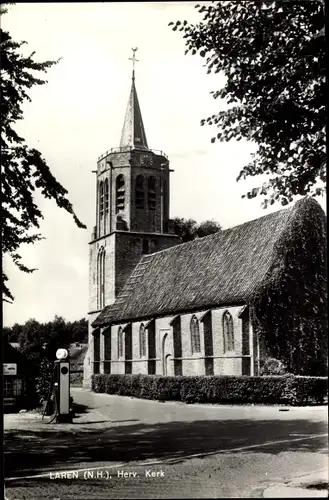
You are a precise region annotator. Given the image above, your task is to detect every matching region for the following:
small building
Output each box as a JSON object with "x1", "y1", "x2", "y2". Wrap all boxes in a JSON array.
[{"x1": 3, "y1": 341, "x2": 32, "y2": 410}]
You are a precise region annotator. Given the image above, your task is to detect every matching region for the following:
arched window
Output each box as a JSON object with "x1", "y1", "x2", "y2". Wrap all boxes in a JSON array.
[
  {"x1": 190, "y1": 315, "x2": 201, "y2": 354},
  {"x1": 223, "y1": 311, "x2": 234, "y2": 352},
  {"x1": 97, "y1": 247, "x2": 105, "y2": 309},
  {"x1": 148, "y1": 176, "x2": 156, "y2": 210},
  {"x1": 116, "y1": 175, "x2": 125, "y2": 213},
  {"x1": 118, "y1": 327, "x2": 123, "y2": 358},
  {"x1": 104, "y1": 179, "x2": 109, "y2": 215},
  {"x1": 139, "y1": 323, "x2": 146, "y2": 357},
  {"x1": 136, "y1": 175, "x2": 145, "y2": 209},
  {"x1": 99, "y1": 181, "x2": 104, "y2": 218}
]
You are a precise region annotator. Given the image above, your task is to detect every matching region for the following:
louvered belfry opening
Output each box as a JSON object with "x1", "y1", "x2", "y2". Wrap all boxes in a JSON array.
[
  {"x1": 148, "y1": 176, "x2": 156, "y2": 210},
  {"x1": 135, "y1": 175, "x2": 145, "y2": 209},
  {"x1": 116, "y1": 175, "x2": 125, "y2": 213}
]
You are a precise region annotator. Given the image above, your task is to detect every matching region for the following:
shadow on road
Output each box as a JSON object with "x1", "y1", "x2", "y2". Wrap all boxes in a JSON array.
[
  {"x1": 72, "y1": 403, "x2": 89, "y2": 415},
  {"x1": 4, "y1": 416, "x2": 327, "y2": 478}
]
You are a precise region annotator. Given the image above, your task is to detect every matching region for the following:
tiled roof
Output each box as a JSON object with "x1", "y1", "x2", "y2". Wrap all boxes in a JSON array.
[{"x1": 92, "y1": 197, "x2": 321, "y2": 327}]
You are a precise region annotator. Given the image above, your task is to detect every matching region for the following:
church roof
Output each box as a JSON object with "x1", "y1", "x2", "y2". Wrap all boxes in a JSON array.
[
  {"x1": 119, "y1": 73, "x2": 148, "y2": 150},
  {"x1": 92, "y1": 197, "x2": 322, "y2": 327}
]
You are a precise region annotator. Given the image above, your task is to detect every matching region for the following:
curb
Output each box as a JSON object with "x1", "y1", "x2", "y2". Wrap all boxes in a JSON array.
[
  {"x1": 263, "y1": 484, "x2": 328, "y2": 498},
  {"x1": 77, "y1": 389, "x2": 328, "y2": 411},
  {"x1": 262, "y1": 469, "x2": 328, "y2": 498}
]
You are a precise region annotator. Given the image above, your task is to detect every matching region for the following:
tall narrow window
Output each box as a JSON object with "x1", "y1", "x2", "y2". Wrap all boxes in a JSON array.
[
  {"x1": 190, "y1": 315, "x2": 201, "y2": 354},
  {"x1": 104, "y1": 179, "x2": 109, "y2": 215},
  {"x1": 97, "y1": 247, "x2": 105, "y2": 309},
  {"x1": 147, "y1": 320, "x2": 156, "y2": 374},
  {"x1": 116, "y1": 175, "x2": 125, "y2": 213},
  {"x1": 93, "y1": 329, "x2": 100, "y2": 374},
  {"x1": 136, "y1": 175, "x2": 145, "y2": 209},
  {"x1": 148, "y1": 176, "x2": 156, "y2": 210},
  {"x1": 139, "y1": 323, "x2": 147, "y2": 357},
  {"x1": 162, "y1": 178, "x2": 168, "y2": 232},
  {"x1": 202, "y1": 311, "x2": 214, "y2": 376},
  {"x1": 223, "y1": 311, "x2": 234, "y2": 352},
  {"x1": 172, "y1": 316, "x2": 182, "y2": 375},
  {"x1": 118, "y1": 327, "x2": 123, "y2": 358},
  {"x1": 103, "y1": 327, "x2": 111, "y2": 374},
  {"x1": 99, "y1": 181, "x2": 104, "y2": 218}
]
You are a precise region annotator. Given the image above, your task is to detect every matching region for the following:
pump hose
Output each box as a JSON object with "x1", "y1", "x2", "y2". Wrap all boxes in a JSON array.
[{"x1": 42, "y1": 366, "x2": 59, "y2": 424}]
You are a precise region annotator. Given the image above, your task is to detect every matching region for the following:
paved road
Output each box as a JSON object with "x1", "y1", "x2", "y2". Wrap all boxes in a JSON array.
[{"x1": 4, "y1": 387, "x2": 328, "y2": 498}]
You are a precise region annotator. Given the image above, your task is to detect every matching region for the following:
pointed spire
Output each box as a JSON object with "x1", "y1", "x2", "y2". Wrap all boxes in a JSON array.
[{"x1": 120, "y1": 48, "x2": 149, "y2": 150}]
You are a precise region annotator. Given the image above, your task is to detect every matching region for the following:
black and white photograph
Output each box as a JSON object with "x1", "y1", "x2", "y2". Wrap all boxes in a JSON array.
[{"x1": 2, "y1": 1, "x2": 327, "y2": 498}]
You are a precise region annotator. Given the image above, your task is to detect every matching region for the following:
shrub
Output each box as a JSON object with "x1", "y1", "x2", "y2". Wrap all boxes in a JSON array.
[
  {"x1": 260, "y1": 357, "x2": 287, "y2": 376},
  {"x1": 91, "y1": 374, "x2": 327, "y2": 406},
  {"x1": 34, "y1": 357, "x2": 53, "y2": 406}
]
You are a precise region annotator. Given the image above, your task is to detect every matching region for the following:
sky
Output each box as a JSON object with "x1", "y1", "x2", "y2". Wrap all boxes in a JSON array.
[{"x1": 3, "y1": 2, "x2": 326, "y2": 327}]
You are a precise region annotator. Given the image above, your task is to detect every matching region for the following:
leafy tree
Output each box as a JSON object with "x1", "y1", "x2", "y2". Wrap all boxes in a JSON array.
[
  {"x1": 69, "y1": 318, "x2": 88, "y2": 343},
  {"x1": 4, "y1": 316, "x2": 88, "y2": 347},
  {"x1": 18, "y1": 318, "x2": 45, "y2": 362},
  {"x1": 3, "y1": 322, "x2": 23, "y2": 342},
  {"x1": 170, "y1": 1, "x2": 325, "y2": 208},
  {"x1": 1, "y1": 4, "x2": 86, "y2": 303},
  {"x1": 197, "y1": 219, "x2": 222, "y2": 239},
  {"x1": 43, "y1": 315, "x2": 71, "y2": 360},
  {"x1": 172, "y1": 217, "x2": 221, "y2": 242},
  {"x1": 4, "y1": 313, "x2": 88, "y2": 406}
]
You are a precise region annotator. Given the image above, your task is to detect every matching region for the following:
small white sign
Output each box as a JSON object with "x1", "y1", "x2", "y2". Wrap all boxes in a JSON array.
[{"x1": 3, "y1": 363, "x2": 17, "y2": 375}]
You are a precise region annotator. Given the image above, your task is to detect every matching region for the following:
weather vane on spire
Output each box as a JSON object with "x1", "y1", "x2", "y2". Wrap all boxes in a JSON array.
[{"x1": 129, "y1": 47, "x2": 139, "y2": 79}]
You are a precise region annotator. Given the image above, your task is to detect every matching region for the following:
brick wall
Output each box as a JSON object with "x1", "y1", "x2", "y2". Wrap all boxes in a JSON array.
[
  {"x1": 130, "y1": 163, "x2": 169, "y2": 233},
  {"x1": 131, "y1": 321, "x2": 148, "y2": 374},
  {"x1": 84, "y1": 311, "x2": 100, "y2": 386},
  {"x1": 88, "y1": 235, "x2": 116, "y2": 313},
  {"x1": 211, "y1": 306, "x2": 244, "y2": 375},
  {"x1": 95, "y1": 150, "x2": 171, "y2": 236},
  {"x1": 155, "y1": 316, "x2": 175, "y2": 375},
  {"x1": 97, "y1": 152, "x2": 132, "y2": 235},
  {"x1": 110, "y1": 325, "x2": 125, "y2": 375},
  {"x1": 86, "y1": 304, "x2": 256, "y2": 383}
]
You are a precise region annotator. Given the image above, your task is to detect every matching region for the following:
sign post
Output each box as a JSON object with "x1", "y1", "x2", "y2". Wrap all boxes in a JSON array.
[{"x1": 3, "y1": 363, "x2": 17, "y2": 376}]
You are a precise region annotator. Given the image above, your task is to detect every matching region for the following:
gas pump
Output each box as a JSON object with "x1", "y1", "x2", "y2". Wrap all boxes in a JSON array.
[
  {"x1": 53, "y1": 348, "x2": 72, "y2": 423},
  {"x1": 42, "y1": 348, "x2": 74, "y2": 424}
]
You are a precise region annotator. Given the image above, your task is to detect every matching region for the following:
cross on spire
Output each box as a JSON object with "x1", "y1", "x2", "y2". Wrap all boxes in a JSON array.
[
  {"x1": 129, "y1": 47, "x2": 139, "y2": 80},
  {"x1": 120, "y1": 47, "x2": 148, "y2": 150}
]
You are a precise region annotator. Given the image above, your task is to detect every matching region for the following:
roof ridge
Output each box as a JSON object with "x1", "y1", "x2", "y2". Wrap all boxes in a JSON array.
[{"x1": 144, "y1": 204, "x2": 293, "y2": 260}]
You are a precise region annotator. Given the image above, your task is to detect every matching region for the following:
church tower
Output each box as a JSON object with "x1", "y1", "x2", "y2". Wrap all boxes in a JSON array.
[{"x1": 88, "y1": 49, "x2": 178, "y2": 337}]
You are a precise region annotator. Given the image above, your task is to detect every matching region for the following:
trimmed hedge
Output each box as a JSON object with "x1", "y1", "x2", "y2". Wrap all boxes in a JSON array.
[{"x1": 91, "y1": 374, "x2": 328, "y2": 406}]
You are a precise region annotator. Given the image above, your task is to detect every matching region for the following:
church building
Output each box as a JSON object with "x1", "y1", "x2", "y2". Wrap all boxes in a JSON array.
[{"x1": 84, "y1": 54, "x2": 326, "y2": 385}]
